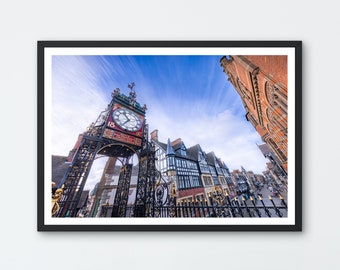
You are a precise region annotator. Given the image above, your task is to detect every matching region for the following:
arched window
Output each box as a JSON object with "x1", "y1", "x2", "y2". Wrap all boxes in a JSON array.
[{"x1": 265, "y1": 81, "x2": 287, "y2": 115}]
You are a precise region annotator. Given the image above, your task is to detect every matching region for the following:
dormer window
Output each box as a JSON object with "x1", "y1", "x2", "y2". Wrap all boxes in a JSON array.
[
  {"x1": 179, "y1": 144, "x2": 186, "y2": 157},
  {"x1": 198, "y1": 151, "x2": 207, "y2": 164}
]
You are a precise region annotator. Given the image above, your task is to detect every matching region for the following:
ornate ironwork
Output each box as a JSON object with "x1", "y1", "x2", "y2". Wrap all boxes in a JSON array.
[
  {"x1": 51, "y1": 183, "x2": 65, "y2": 216},
  {"x1": 112, "y1": 163, "x2": 133, "y2": 217},
  {"x1": 132, "y1": 122, "x2": 178, "y2": 218},
  {"x1": 56, "y1": 137, "x2": 102, "y2": 217},
  {"x1": 134, "y1": 145, "x2": 157, "y2": 217},
  {"x1": 98, "y1": 194, "x2": 287, "y2": 218}
]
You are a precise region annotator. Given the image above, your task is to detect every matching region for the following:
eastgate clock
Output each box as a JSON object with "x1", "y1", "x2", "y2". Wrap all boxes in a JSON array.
[{"x1": 112, "y1": 108, "x2": 142, "y2": 132}]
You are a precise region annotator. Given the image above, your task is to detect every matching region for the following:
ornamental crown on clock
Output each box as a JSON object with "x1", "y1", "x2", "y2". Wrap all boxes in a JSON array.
[{"x1": 112, "y1": 108, "x2": 142, "y2": 132}]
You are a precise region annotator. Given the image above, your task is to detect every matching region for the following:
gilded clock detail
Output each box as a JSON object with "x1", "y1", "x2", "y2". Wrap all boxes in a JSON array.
[{"x1": 112, "y1": 108, "x2": 142, "y2": 132}]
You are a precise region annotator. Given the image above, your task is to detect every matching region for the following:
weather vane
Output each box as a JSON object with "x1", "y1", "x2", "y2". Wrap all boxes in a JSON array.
[
  {"x1": 128, "y1": 82, "x2": 137, "y2": 104},
  {"x1": 128, "y1": 82, "x2": 135, "y2": 91}
]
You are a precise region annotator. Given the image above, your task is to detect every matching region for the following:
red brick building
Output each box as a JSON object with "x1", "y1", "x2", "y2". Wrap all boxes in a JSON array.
[{"x1": 220, "y1": 55, "x2": 288, "y2": 172}]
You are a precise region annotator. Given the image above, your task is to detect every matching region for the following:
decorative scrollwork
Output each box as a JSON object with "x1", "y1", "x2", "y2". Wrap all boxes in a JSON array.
[{"x1": 51, "y1": 183, "x2": 65, "y2": 216}]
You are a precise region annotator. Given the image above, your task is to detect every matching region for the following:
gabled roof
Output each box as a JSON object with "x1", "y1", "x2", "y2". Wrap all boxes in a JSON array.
[
  {"x1": 186, "y1": 144, "x2": 200, "y2": 161},
  {"x1": 206, "y1": 152, "x2": 217, "y2": 165},
  {"x1": 153, "y1": 139, "x2": 167, "y2": 152},
  {"x1": 171, "y1": 138, "x2": 182, "y2": 151}
]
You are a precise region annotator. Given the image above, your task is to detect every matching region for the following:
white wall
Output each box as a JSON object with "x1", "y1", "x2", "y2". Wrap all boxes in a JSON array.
[{"x1": 0, "y1": 1, "x2": 338, "y2": 269}]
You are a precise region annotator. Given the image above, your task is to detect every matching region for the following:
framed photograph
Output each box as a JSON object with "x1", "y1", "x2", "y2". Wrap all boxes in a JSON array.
[{"x1": 38, "y1": 40, "x2": 302, "y2": 231}]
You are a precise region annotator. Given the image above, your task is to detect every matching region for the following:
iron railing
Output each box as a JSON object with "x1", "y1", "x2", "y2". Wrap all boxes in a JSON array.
[{"x1": 99, "y1": 197, "x2": 287, "y2": 218}]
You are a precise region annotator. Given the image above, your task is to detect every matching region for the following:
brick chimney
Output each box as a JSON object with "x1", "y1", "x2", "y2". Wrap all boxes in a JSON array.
[{"x1": 171, "y1": 138, "x2": 182, "y2": 146}]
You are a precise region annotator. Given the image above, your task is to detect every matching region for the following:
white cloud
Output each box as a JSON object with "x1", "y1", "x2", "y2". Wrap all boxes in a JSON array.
[
  {"x1": 148, "y1": 105, "x2": 268, "y2": 174},
  {"x1": 52, "y1": 56, "x2": 109, "y2": 155}
]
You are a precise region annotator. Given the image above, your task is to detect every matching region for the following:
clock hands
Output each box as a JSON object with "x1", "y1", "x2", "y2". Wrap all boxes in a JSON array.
[
  {"x1": 122, "y1": 118, "x2": 130, "y2": 125},
  {"x1": 118, "y1": 111, "x2": 130, "y2": 125},
  {"x1": 122, "y1": 111, "x2": 135, "y2": 126}
]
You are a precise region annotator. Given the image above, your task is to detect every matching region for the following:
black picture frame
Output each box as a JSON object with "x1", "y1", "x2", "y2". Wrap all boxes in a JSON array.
[{"x1": 38, "y1": 40, "x2": 302, "y2": 231}]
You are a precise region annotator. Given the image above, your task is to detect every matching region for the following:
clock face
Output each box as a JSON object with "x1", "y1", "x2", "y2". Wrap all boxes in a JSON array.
[{"x1": 112, "y1": 108, "x2": 142, "y2": 132}]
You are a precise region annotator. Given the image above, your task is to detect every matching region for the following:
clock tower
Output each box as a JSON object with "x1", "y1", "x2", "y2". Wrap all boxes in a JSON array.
[{"x1": 55, "y1": 83, "x2": 155, "y2": 217}]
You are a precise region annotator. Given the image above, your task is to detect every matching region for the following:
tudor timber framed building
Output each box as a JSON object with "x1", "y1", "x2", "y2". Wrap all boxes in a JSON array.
[
  {"x1": 220, "y1": 56, "x2": 288, "y2": 173},
  {"x1": 150, "y1": 130, "x2": 234, "y2": 205}
]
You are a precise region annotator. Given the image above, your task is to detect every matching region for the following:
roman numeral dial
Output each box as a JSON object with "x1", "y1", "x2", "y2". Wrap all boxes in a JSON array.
[{"x1": 112, "y1": 108, "x2": 142, "y2": 132}]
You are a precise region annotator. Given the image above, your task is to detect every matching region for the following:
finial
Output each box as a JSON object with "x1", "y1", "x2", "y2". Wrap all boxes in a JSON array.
[{"x1": 112, "y1": 88, "x2": 120, "y2": 97}]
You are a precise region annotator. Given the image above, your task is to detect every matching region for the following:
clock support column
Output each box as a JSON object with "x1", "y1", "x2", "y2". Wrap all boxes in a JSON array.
[
  {"x1": 57, "y1": 136, "x2": 103, "y2": 217},
  {"x1": 134, "y1": 124, "x2": 158, "y2": 217},
  {"x1": 111, "y1": 162, "x2": 133, "y2": 217}
]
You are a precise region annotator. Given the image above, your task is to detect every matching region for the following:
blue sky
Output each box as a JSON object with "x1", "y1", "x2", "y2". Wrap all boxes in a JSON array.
[{"x1": 52, "y1": 55, "x2": 268, "y2": 189}]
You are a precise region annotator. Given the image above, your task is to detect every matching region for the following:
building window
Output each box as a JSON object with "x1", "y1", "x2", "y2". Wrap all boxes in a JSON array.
[
  {"x1": 213, "y1": 176, "x2": 220, "y2": 186},
  {"x1": 177, "y1": 176, "x2": 191, "y2": 190},
  {"x1": 187, "y1": 160, "x2": 198, "y2": 170},
  {"x1": 192, "y1": 176, "x2": 201, "y2": 187},
  {"x1": 219, "y1": 176, "x2": 226, "y2": 185},
  {"x1": 195, "y1": 194, "x2": 205, "y2": 202},
  {"x1": 184, "y1": 176, "x2": 190, "y2": 188},
  {"x1": 265, "y1": 81, "x2": 287, "y2": 115},
  {"x1": 177, "y1": 176, "x2": 185, "y2": 189},
  {"x1": 202, "y1": 175, "x2": 213, "y2": 186},
  {"x1": 209, "y1": 166, "x2": 217, "y2": 176}
]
